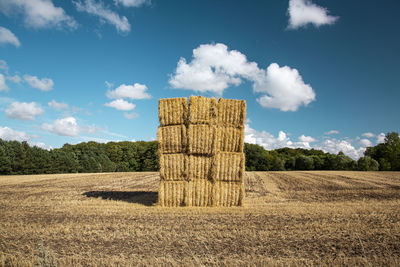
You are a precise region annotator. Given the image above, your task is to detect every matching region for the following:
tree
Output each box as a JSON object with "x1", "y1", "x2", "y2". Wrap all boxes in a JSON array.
[
  {"x1": 358, "y1": 156, "x2": 379, "y2": 171},
  {"x1": 295, "y1": 155, "x2": 314, "y2": 170}
]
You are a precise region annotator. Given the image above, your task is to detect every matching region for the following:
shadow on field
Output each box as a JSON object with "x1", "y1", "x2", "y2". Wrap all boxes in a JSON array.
[{"x1": 83, "y1": 191, "x2": 158, "y2": 206}]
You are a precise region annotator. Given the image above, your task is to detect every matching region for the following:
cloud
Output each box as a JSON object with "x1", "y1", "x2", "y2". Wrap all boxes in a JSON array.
[
  {"x1": 6, "y1": 75, "x2": 21, "y2": 83},
  {"x1": 5, "y1": 101, "x2": 44, "y2": 121},
  {"x1": 48, "y1": 100, "x2": 69, "y2": 110},
  {"x1": 298, "y1": 134, "x2": 316, "y2": 143},
  {"x1": 74, "y1": 0, "x2": 131, "y2": 34},
  {"x1": 0, "y1": 74, "x2": 8, "y2": 91},
  {"x1": 104, "y1": 99, "x2": 135, "y2": 111},
  {"x1": 255, "y1": 63, "x2": 315, "y2": 111},
  {"x1": 0, "y1": 59, "x2": 8, "y2": 71},
  {"x1": 324, "y1": 130, "x2": 339, "y2": 135},
  {"x1": 0, "y1": 126, "x2": 33, "y2": 142},
  {"x1": 362, "y1": 132, "x2": 375, "y2": 138},
  {"x1": 123, "y1": 112, "x2": 138, "y2": 119},
  {"x1": 114, "y1": 0, "x2": 149, "y2": 7},
  {"x1": 169, "y1": 43, "x2": 315, "y2": 111},
  {"x1": 169, "y1": 43, "x2": 260, "y2": 95},
  {"x1": 105, "y1": 81, "x2": 114, "y2": 88},
  {"x1": 287, "y1": 0, "x2": 339, "y2": 29},
  {"x1": 0, "y1": 26, "x2": 20, "y2": 47},
  {"x1": 245, "y1": 123, "x2": 293, "y2": 150},
  {"x1": 316, "y1": 139, "x2": 365, "y2": 160},
  {"x1": 23, "y1": 74, "x2": 54, "y2": 91},
  {"x1": 359, "y1": 139, "x2": 373, "y2": 148},
  {"x1": 0, "y1": 0, "x2": 77, "y2": 30},
  {"x1": 106, "y1": 83, "x2": 151, "y2": 99},
  {"x1": 376, "y1": 133, "x2": 385, "y2": 144},
  {"x1": 41, "y1": 116, "x2": 98, "y2": 137}
]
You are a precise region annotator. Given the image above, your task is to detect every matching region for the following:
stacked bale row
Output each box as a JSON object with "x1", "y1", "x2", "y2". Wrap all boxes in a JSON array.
[{"x1": 157, "y1": 96, "x2": 246, "y2": 207}]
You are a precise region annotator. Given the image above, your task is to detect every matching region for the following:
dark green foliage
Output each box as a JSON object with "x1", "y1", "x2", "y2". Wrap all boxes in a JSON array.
[
  {"x1": 0, "y1": 131, "x2": 398, "y2": 174},
  {"x1": 365, "y1": 132, "x2": 400, "y2": 171},
  {"x1": 358, "y1": 156, "x2": 379, "y2": 171}
]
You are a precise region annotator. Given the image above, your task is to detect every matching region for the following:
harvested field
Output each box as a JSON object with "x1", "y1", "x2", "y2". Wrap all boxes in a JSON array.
[{"x1": 1, "y1": 171, "x2": 400, "y2": 266}]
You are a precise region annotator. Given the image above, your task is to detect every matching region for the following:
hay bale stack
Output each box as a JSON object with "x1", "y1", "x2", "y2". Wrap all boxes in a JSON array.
[
  {"x1": 186, "y1": 180, "x2": 213, "y2": 207},
  {"x1": 211, "y1": 152, "x2": 245, "y2": 182},
  {"x1": 157, "y1": 96, "x2": 246, "y2": 207},
  {"x1": 187, "y1": 124, "x2": 216, "y2": 155},
  {"x1": 189, "y1": 96, "x2": 218, "y2": 124},
  {"x1": 157, "y1": 124, "x2": 187, "y2": 154},
  {"x1": 159, "y1": 97, "x2": 188, "y2": 126},
  {"x1": 158, "y1": 180, "x2": 187, "y2": 207},
  {"x1": 217, "y1": 98, "x2": 246, "y2": 127},
  {"x1": 159, "y1": 153, "x2": 187, "y2": 181}
]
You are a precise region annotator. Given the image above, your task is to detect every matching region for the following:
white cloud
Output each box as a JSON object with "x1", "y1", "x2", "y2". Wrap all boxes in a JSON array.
[
  {"x1": 0, "y1": 73, "x2": 8, "y2": 91},
  {"x1": 376, "y1": 133, "x2": 385, "y2": 144},
  {"x1": 123, "y1": 112, "x2": 138, "y2": 119},
  {"x1": 6, "y1": 74, "x2": 21, "y2": 83},
  {"x1": 317, "y1": 139, "x2": 365, "y2": 160},
  {"x1": 359, "y1": 138, "x2": 373, "y2": 148},
  {"x1": 5, "y1": 101, "x2": 44, "y2": 121},
  {"x1": 105, "y1": 81, "x2": 114, "y2": 88},
  {"x1": 169, "y1": 43, "x2": 315, "y2": 111},
  {"x1": 0, "y1": 26, "x2": 20, "y2": 47},
  {"x1": 48, "y1": 100, "x2": 69, "y2": 110},
  {"x1": 0, "y1": 0, "x2": 77, "y2": 30},
  {"x1": 0, "y1": 59, "x2": 8, "y2": 71},
  {"x1": 362, "y1": 132, "x2": 375, "y2": 138},
  {"x1": 287, "y1": 0, "x2": 339, "y2": 29},
  {"x1": 0, "y1": 126, "x2": 32, "y2": 142},
  {"x1": 41, "y1": 116, "x2": 98, "y2": 137},
  {"x1": 298, "y1": 134, "x2": 316, "y2": 143},
  {"x1": 106, "y1": 83, "x2": 151, "y2": 99},
  {"x1": 245, "y1": 123, "x2": 293, "y2": 150},
  {"x1": 114, "y1": 0, "x2": 149, "y2": 7},
  {"x1": 74, "y1": 0, "x2": 131, "y2": 34},
  {"x1": 324, "y1": 130, "x2": 339, "y2": 135},
  {"x1": 23, "y1": 74, "x2": 54, "y2": 91},
  {"x1": 104, "y1": 99, "x2": 135, "y2": 111},
  {"x1": 255, "y1": 63, "x2": 315, "y2": 111}
]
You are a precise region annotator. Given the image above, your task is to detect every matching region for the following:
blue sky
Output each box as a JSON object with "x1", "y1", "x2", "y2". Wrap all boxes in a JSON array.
[{"x1": 0, "y1": 0, "x2": 399, "y2": 159}]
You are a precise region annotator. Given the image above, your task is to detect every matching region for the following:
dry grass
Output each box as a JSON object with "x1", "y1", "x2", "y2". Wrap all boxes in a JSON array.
[{"x1": 1, "y1": 171, "x2": 400, "y2": 266}]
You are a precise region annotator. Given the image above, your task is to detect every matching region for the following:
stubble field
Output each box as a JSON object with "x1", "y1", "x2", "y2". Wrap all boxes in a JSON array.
[{"x1": 0, "y1": 171, "x2": 399, "y2": 266}]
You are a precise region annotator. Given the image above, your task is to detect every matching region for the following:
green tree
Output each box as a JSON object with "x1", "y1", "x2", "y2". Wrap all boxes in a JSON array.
[{"x1": 358, "y1": 156, "x2": 379, "y2": 171}]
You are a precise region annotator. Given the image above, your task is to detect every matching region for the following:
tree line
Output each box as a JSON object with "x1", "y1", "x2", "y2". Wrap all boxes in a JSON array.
[{"x1": 0, "y1": 132, "x2": 398, "y2": 175}]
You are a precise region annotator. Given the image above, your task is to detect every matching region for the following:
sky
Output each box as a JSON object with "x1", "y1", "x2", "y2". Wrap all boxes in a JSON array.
[{"x1": 0, "y1": 0, "x2": 399, "y2": 159}]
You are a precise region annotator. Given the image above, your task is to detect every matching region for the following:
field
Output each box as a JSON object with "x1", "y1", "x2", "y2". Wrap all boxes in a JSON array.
[{"x1": 1, "y1": 171, "x2": 400, "y2": 266}]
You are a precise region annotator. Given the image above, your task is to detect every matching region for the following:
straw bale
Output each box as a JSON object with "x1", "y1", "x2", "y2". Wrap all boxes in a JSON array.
[
  {"x1": 211, "y1": 152, "x2": 245, "y2": 182},
  {"x1": 157, "y1": 125, "x2": 187, "y2": 154},
  {"x1": 215, "y1": 126, "x2": 244, "y2": 152},
  {"x1": 158, "y1": 98, "x2": 188, "y2": 126},
  {"x1": 158, "y1": 180, "x2": 187, "y2": 207},
  {"x1": 188, "y1": 96, "x2": 218, "y2": 124},
  {"x1": 159, "y1": 153, "x2": 187, "y2": 181},
  {"x1": 187, "y1": 155, "x2": 212, "y2": 180},
  {"x1": 213, "y1": 181, "x2": 245, "y2": 206},
  {"x1": 217, "y1": 98, "x2": 246, "y2": 127},
  {"x1": 186, "y1": 179, "x2": 213, "y2": 207},
  {"x1": 188, "y1": 124, "x2": 216, "y2": 155}
]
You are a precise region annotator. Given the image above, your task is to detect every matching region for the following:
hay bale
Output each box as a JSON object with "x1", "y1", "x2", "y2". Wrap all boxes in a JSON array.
[
  {"x1": 159, "y1": 97, "x2": 188, "y2": 126},
  {"x1": 188, "y1": 124, "x2": 216, "y2": 155},
  {"x1": 211, "y1": 152, "x2": 245, "y2": 182},
  {"x1": 158, "y1": 180, "x2": 187, "y2": 207},
  {"x1": 188, "y1": 96, "x2": 218, "y2": 124},
  {"x1": 186, "y1": 179, "x2": 213, "y2": 207},
  {"x1": 159, "y1": 153, "x2": 187, "y2": 181},
  {"x1": 187, "y1": 155, "x2": 212, "y2": 180},
  {"x1": 217, "y1": 98, "x2": 246, "y2": 127},
  {"x1": 213, "y1": 181, "x2": 245, "y2": 206},
  {"x1": 157, "y1": 124, "x2": 187, "y2": 154},
  {"x1": 215, "y1": 126, "x2": 244, "y2": 152}
]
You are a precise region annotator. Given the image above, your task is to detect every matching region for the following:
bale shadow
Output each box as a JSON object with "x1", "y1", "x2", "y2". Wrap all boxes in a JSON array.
[{"x1": 83, "y1": 191, "x2": 158, "y2": 206}]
